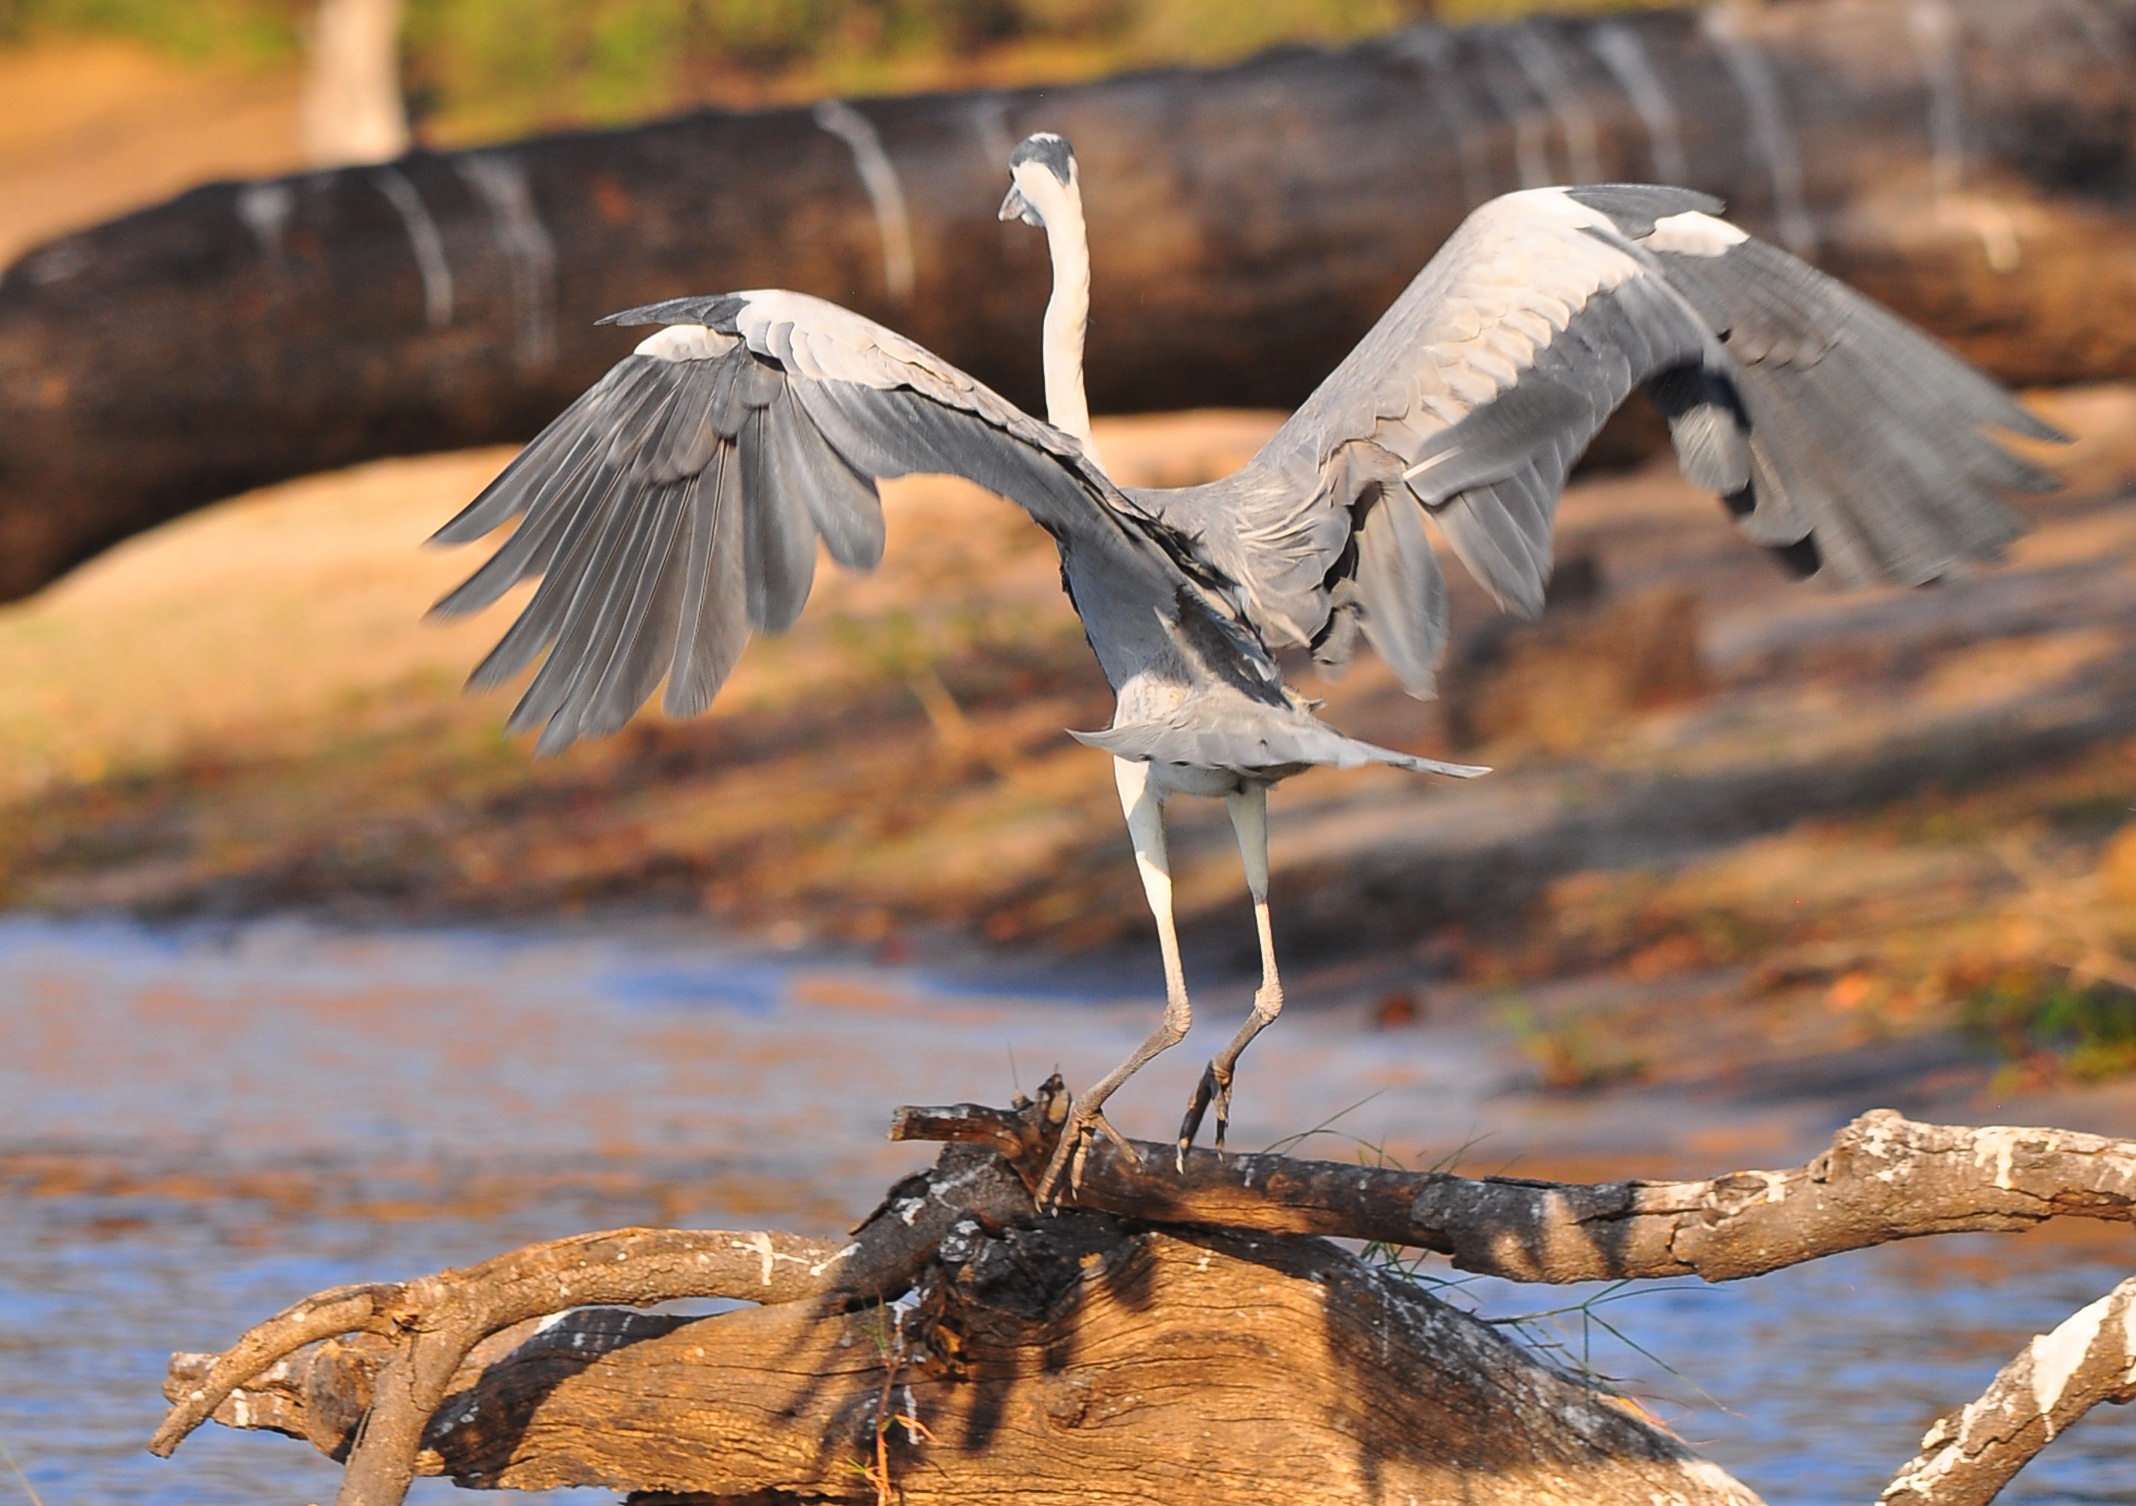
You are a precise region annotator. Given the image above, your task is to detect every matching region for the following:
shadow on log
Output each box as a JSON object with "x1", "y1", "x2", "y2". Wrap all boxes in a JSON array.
[
  {"x1": 156, "y1": 1081, "x2": 2136, "y2": 1506},
  {"x1": 4, "y1": 0, "x2": 2136, "y2": 601}
]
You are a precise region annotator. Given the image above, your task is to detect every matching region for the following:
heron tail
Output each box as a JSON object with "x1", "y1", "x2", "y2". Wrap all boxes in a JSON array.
[{"x1": 1071, "y1": 714, "x2": 1486, "y2": 780}]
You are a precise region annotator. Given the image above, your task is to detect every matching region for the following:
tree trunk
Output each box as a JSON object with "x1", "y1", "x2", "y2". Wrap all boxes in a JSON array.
[
  {"x1": 301, "y1": 0, "x2": 409, "y2": 168},
  {"x1": 154, "y1": 1089, "x2": 2136, "y2": 1506},
  {"x1": 3, "y1": 0, "x2": 2133, "y2": 604}
]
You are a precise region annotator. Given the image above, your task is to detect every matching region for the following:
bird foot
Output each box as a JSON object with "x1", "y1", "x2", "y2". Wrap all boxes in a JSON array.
[
  {"x1": 1176, "y1": 1060, "x2": 1233, "y2": 1169},
  {"x1": 1034, "y1": 1095, "x2": 1140, "y2": 1209}
]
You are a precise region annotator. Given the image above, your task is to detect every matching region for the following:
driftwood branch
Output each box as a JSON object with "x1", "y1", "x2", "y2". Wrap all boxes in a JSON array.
[
  {"x1": 154, "y1": 1089, "x2": 2136, "y2": 1506},
  {"x1": 151, "y1": 1143, "x2": 1030, "y2": 1506},
  {"x1": 895, "y1": 1100, "x2": 2136, "y2": 1282},
  {"x1": 7, "y1": 0, "x2": 2136, "y2": 599},
  {"x1": 1881, "y1": 1275, "x2": 2136, "y2": 1506}
]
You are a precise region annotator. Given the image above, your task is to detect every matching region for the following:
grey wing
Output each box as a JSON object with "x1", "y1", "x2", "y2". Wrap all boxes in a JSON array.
[
  {"x1": 431, "y1": 289, "x2": 1190, "y2": 754},
  {"x1": 1142, "y1": 185, "x2": 2058, "y2": 698},
  {"x1": 1639, "y1": 211, "x2": 2059, "y2": 588}
]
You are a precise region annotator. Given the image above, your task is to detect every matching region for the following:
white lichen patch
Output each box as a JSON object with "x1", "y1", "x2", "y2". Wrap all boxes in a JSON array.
[
  {"x1": 927, "y1": 1164, "x2": 990, "y2": 1206},
  {"x1": 811, "y1": 1241, "x2": 860, "y2": 1278},
  {"x1": 2029, "y1": 1284, "x2": 2136, "y2": 1435},
  {"x1": 1749, "y1": 1170, "x2": 1788, "y2": 1204},
  {"x1": 1881, "y1": 1410, "x2": 1974, "y2": 1503},
  {"x1": 742, "y1": 1231, "x2": 780, "y2": 1285},
  {"x1": 1969, "y1": 1126, "x2": 2035, "y2": 1191},
  {"x1": 1846, "y1": 1110, "x2": 1914, "y2": 1183}
]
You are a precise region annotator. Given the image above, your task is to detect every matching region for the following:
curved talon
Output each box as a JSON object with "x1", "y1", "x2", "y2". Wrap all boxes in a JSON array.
[
  {"x1": 1177, "y1": 1061, "x2": 1233, "y2": 1168},
  {"x1": 1036, "y1": 1098, "x2": 1140, "y2": 1209},
  {"x1": 1035, "y1": 1128, "x2": 1080, "y2": 1209}
]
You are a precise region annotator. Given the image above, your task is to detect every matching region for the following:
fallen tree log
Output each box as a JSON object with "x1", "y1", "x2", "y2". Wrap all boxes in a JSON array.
[
  {"x1": 5, "y1": 0, "x2": 2136, "y2": 602},
  {"x1": 156, "y1": 1083, "x2": 2136, "y2": 1506}
]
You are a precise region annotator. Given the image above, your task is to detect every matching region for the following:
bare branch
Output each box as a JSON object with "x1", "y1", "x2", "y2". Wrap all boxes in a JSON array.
[
  {"x1": 151, "y1": 1145, "x2": 1028, "y2": 1506},
  {"x1": 1881, "y1": 1275, "x2": 2136, "y2": 1506},
  {"x1": 895, "y1": 1094, "x2": 2136, "y2": 1282},
  {"x1": 150, "y1": 1283, "x2": 401, "y2": 1456},
  {"x1": 152, "y1": 1227, "x2": 850, "y2": 1506}
]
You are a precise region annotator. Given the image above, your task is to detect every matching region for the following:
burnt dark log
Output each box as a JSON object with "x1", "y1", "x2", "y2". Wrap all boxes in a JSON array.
[
  {"x1": 6, "y1": 0, "x2": 2136, "y2": 602},
  {"x1": 891, "y1": 1100, "x2": 2136, "y2": 1283}
]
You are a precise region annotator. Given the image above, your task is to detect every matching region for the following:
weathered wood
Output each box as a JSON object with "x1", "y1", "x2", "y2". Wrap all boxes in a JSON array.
[
  {"x1": 895, "y1": 1102, "x2": 2136, "y2": 1282},
  {"x1": 7, "y1": 0, "x2": 2136, "y2": 602},
  {"x1": 154, "y1": 1092, "x2": 2136, "y2": 1506},
  {"x1": 151, "y1": 1143, "x2": 1032, "y2": 1506},
  {"x1": 1881, "y1": 1274, "x2": 2136, "y2": 1506},
  {"x1": 168, "y1": 1213, "x2": 1765, "y2": 1506}
]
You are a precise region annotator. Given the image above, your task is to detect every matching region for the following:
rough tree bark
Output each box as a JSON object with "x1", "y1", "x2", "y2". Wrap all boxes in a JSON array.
[
  {"x1": 155, "y1": 1089, "x2": 2136, "y2": 1506},
  {"x1": 4, "y1": 0, "x2": 2135, "y2": 602}
]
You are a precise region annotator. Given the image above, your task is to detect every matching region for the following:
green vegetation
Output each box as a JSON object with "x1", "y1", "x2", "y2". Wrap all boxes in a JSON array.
[
  {"x1": 0, "y1": 0, "x2": 301, "y2": 62},
  {"x1": 1, "y1": 0, "x2": 1670, "y2": 141},
  {"x1": 1964, "y1": 969, "x2": 2136, "y2": 1083},
  {"x1": 1499, "y1": 993, "x2": 1647, "y2": 1092}
]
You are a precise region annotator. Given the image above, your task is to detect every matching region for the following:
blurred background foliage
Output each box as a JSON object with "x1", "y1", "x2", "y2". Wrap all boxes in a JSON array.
[
  {"x1": 0, "y1": 0, "x2": 300, "y2": 63},
  {"x1": 0, "y1": 0, "x2": 1669, "y2": 143}
]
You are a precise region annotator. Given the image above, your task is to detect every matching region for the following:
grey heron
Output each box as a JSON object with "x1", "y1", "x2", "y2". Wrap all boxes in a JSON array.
[{"x1": 431, "y1": 131, "x2": 2059, "y2": 1201}]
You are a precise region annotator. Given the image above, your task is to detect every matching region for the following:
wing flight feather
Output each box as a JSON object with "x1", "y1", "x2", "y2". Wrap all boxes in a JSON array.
[
  {"x1": 1134, "y1": 183, "x2": 2058, "y2": 699},
  {"x1": 432, "y1": 289, "x2": 1219, "y2": 751}
]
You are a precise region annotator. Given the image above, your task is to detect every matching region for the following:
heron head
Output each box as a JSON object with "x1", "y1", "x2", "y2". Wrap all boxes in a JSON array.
[{"x1": 999, "y1": 132, "x2": 1078, "y2": 228}]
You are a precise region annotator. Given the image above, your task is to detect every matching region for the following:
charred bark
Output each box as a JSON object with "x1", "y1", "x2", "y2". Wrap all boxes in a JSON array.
[
  {"x1": 893, "y1": 1102, "x2": 2136, "y2": 1283},
  {"x1": 5, "y1": 0, "x2": 2136, "y2": 602},
  {"x1": 155, "y1": 1086, "x2": 2136, "y2": 1506}
]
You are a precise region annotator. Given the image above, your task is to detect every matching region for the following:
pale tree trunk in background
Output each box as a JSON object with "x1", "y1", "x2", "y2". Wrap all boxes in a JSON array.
[{"x1": 301, "y1": 0, "x2": 407, "y2": 168}]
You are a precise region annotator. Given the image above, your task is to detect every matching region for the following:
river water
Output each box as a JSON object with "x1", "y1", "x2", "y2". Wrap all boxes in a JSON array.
[{"x1": 1, "y1": 915, "x2": 2131, "y2": 1505}]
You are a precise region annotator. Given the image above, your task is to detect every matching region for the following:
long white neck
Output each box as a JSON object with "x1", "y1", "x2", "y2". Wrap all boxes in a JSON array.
[{"x1": 1038, "y1": 184, "x2": 1098, "y2": 466}]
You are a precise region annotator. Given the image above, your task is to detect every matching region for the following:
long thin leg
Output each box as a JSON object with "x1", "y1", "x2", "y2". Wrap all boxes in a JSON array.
[
  {"x1": 1035, "y1": 756, "x2": 1192, "y2": 1205},
  {"x1": 1179, "y1": 781, "x2": 1284, "y2": 1163}
]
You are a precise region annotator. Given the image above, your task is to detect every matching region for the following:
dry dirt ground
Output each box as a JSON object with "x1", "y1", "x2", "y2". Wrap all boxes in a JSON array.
[
  {"x1": 0, "y1": 38, "x2": 306, "y2": 267},
  {"x1": 4, "y1": 38, "x2": 2135, "y2": 1139}
]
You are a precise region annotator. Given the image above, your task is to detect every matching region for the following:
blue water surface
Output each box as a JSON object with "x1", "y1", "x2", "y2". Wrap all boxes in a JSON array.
[{"x1": 1, "y1": 916, "x2": 2130, "y2": 1505}]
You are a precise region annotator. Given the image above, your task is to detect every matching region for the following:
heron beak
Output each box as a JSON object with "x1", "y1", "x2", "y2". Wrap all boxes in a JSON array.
[{"x1": 998, "y1": 184, "x2": 1043, "y2": 227}]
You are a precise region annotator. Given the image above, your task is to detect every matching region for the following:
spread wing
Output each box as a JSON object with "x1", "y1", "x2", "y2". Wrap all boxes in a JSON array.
[
  {"x1": 431, "y1": 289, "x2": 1212, "y2": 753},
  {"x1": 1137, "y1": 184, "x2": 2061, "y2": 696}
]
